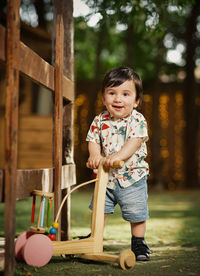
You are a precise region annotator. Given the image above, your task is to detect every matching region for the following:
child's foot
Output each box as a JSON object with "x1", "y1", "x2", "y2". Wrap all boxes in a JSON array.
[{"x1": 131, "y1": 236, "x2": 152, "y2": 261}]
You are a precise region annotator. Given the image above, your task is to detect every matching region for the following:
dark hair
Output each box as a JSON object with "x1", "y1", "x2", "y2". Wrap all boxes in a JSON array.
[{"x1": 101, "y1": 66, "x2": 143, "y2": 102}]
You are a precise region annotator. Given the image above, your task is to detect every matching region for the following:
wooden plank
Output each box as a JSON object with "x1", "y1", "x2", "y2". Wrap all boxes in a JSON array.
[
  {"x1": 91, "y1": 162, "x2": 109, "y2": 253},
  {"x1": 18, "y1": 115, "x2": 53, "y2": 169},
  {"x1": 0, "y1": 25, "x2": 5, "y2": 63},
  {"x1": 0, "y1": 170, "x2": 4, "y2": 202},
  {"x1": 19, "y1": 130, "x2": 52, "y2": 144},
  {"x1": 79, "y1": 251, "x2": 135, "y2": 270},
  {"x1": 53, "y1": 7, "x2": 64, "y2": 241},
  {"x1": 0, "y1": 24, "x2": 74, "y2": 102},
  {"x1": 79, "y1": 253, "x2": 118, "y2": 263},
  {"x1": 52, "y1": 237, "x2": 95, "y2": 255},
  {"x1": 16, "y1": 168, "x2": 53, "y2": 199},
  {"x1": 17, "y1": 157, "x2": 52, "y2": 170},
  {"x1": 0, "y1": 117, "x2": 5, "y2": 169},
  {"x1": 61, "y1": 164, "x2": 76, "y2": 190},
  {"x1": 19, "y1": 116, "x2": 53, "y2": 131},
  {"x1": 0, "y1": 164, "x2": 76, "y2": 202},
  {"x1": 4, "y1": 1, "x2": 20, "y2": 275},
  {"x1": 16, "y1": 165, "x2": 75, "y2": 200},
  {"x1": 19, "y1": 143, "x2": 52, "y2": 151},
  {"x1": 0, "y1": 238, "x2": 5, "y2": 271}
]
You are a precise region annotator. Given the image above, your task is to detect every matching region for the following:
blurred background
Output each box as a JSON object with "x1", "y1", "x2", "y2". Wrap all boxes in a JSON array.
[{"x1": 0, "y1": 0, "x2": 199, "y2": 190}]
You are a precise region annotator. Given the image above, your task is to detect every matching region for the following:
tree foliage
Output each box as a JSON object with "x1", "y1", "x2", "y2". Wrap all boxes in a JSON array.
[
  {"x1": 2, "y1": 0, "x2": 197, "y2": 84},
  {"x1": 74, "y1": 0, "x2": 199, "y2": 83}
]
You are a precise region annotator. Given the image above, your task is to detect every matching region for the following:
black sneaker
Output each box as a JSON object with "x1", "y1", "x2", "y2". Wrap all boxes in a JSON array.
[
  {"x1": 143, "y1": 239, "x2": 152, "y2": 255},
  {"x1": 78, "y1": 233, "x2": 91, "y2": 239},
  {"x1": 131, "y1": 236, "x2": 152, "y2": 261}
]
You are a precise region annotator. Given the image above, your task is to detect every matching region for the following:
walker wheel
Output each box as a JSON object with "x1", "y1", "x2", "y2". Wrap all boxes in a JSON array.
[
  {"x1": 23, "y1": 234, "x2": 53, "y2": 267},
  {"x1": 15, "y1": 231, "x2": 35, "y2": 261},
  {"x1": 118, "y1": 249, "x2": 136, "y2": 270}
]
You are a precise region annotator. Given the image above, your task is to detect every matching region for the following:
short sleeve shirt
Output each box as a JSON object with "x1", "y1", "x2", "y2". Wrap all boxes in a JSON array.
[{"x1": 86, "y1": 109, "x2": 149, "y2": 189}]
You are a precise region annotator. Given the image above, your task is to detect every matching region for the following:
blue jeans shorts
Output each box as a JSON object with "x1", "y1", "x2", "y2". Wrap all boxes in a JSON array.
[{"x1": 89, "y1": 175, "x2": 149, "y2": 223}]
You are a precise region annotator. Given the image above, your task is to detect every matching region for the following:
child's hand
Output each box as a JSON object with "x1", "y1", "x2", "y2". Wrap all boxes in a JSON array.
[
  {"x1": 87, "y1": 155, "x2": 102, "y2": 169},
  {"x1": 103, "y1": 153, "x2": 122, "y2": 168}
]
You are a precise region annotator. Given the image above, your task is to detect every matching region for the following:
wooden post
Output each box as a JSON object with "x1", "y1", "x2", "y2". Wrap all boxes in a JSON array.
[
  {"x1": 52, "y1": 0, "x2": 74, "y2": 240},
  {"x1": 53, "y1": 2, "x2": 64, "y2": 240},
  {"x1": 4, "y1": 0, "x2": 20, "y2": 275},
  {"x1": 61, "y1": 0, "x2": 74, "y2": 241}
]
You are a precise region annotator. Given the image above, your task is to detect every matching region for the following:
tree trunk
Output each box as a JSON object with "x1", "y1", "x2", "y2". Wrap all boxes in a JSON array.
[
  {"x1": 124, "y1": 14, "x2": 134, "y2": 67},
  {"x1": 184, "y1": 1, "x2": 200, "y2": 188},
  {"x1": 34, "y1": 0, "x2": 46, "y2": 29}
]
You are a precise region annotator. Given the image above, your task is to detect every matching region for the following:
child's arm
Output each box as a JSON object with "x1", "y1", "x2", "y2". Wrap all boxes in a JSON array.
[
  {"x1": 103, "y1": 137, "x2": 143, "y2": 167},
  {"x1": 87, "y1": 141, "x2": 103, "y2": 169}
]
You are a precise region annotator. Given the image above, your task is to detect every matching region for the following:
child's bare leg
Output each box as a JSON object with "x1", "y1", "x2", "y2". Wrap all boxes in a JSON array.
[
  {"x1": 104, "y1": 213, "x2": 108, "y2": 227},
  {"x1": 130, "y1": 221, "x2": 146, "y2": 237}
]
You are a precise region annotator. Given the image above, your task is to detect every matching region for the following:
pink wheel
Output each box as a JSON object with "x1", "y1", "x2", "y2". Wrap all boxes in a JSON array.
[
  {"x1": 15, "y1": 231, "x2": 35, "y2": 261},
  {"x1": 23, "y1": 234, "x2": 53, "y2": 267}
]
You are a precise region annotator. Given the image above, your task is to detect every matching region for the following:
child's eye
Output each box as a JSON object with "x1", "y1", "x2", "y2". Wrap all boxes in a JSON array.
[
  {"x1": 123, "y1": 92, "x2": 129, "y2": 96},
  {"x1": 109, "y1": 91, "x2": 115, "y2": 95}
]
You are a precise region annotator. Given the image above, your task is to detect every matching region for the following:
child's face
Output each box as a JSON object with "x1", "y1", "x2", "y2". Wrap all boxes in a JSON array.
[{"x1": 102, "y1": 80, "x2": 139, "y2": 119}]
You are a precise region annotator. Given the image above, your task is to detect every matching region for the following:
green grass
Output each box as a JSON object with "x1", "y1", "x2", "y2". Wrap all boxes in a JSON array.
[{"x1": 0, "y1": 190, "x2": 200, "y2": 275}]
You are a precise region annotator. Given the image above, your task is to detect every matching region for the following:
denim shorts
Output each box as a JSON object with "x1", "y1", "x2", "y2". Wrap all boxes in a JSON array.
[{"x1": 89, "y1": 175, "x2": 149, "y2": 223}]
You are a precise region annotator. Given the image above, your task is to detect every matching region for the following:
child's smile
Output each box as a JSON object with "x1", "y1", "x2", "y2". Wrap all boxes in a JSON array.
[
  {"x1": 102, "y1": 80, "x2": 139, "y2": 119},
  {"x1": 112, "y1": 105, "x2": 124, "y2": 111}
]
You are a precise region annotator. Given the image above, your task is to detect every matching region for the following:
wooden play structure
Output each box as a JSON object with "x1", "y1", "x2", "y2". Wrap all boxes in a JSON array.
[
  {"x1": 15, "y1": 160, "x2": 135, "y2": 270},
  {"x1": 0, "y1": 1, "x2": 75, "y2": 275}
]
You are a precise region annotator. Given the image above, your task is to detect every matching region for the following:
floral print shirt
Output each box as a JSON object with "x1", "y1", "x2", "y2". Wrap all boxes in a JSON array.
[{"x1": 86, "y1": 109, "x2": 149, "y2": 189}]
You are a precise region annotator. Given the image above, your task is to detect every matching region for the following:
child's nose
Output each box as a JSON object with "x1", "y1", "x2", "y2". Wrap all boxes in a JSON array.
[{"x1": 114, "y1": 94, "x2": 122, "y2": 102}]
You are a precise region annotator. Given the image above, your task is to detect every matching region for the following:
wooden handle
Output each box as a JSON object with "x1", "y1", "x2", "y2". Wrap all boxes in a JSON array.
[
  {"x1": 110, "y1": 160, "x2": 124, "y2": 168},
  {"x1": 86, "y1": 160, "x2": 124, "y2": 169}
]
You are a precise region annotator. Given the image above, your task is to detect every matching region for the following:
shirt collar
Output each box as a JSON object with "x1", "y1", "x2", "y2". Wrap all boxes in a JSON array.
[{"x1": 100, "y1": 110, "x2": 133, "y2": 122}]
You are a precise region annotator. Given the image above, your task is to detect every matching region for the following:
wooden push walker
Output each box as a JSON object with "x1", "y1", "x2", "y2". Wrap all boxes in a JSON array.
[{"x1": 15, "y1": 160, "x2": 136, "y2": 270}]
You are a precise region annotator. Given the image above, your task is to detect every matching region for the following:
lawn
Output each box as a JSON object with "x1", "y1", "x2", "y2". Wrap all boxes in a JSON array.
[{"x1": 0, "y1": 189, "x2": 200, "y2": 275}]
